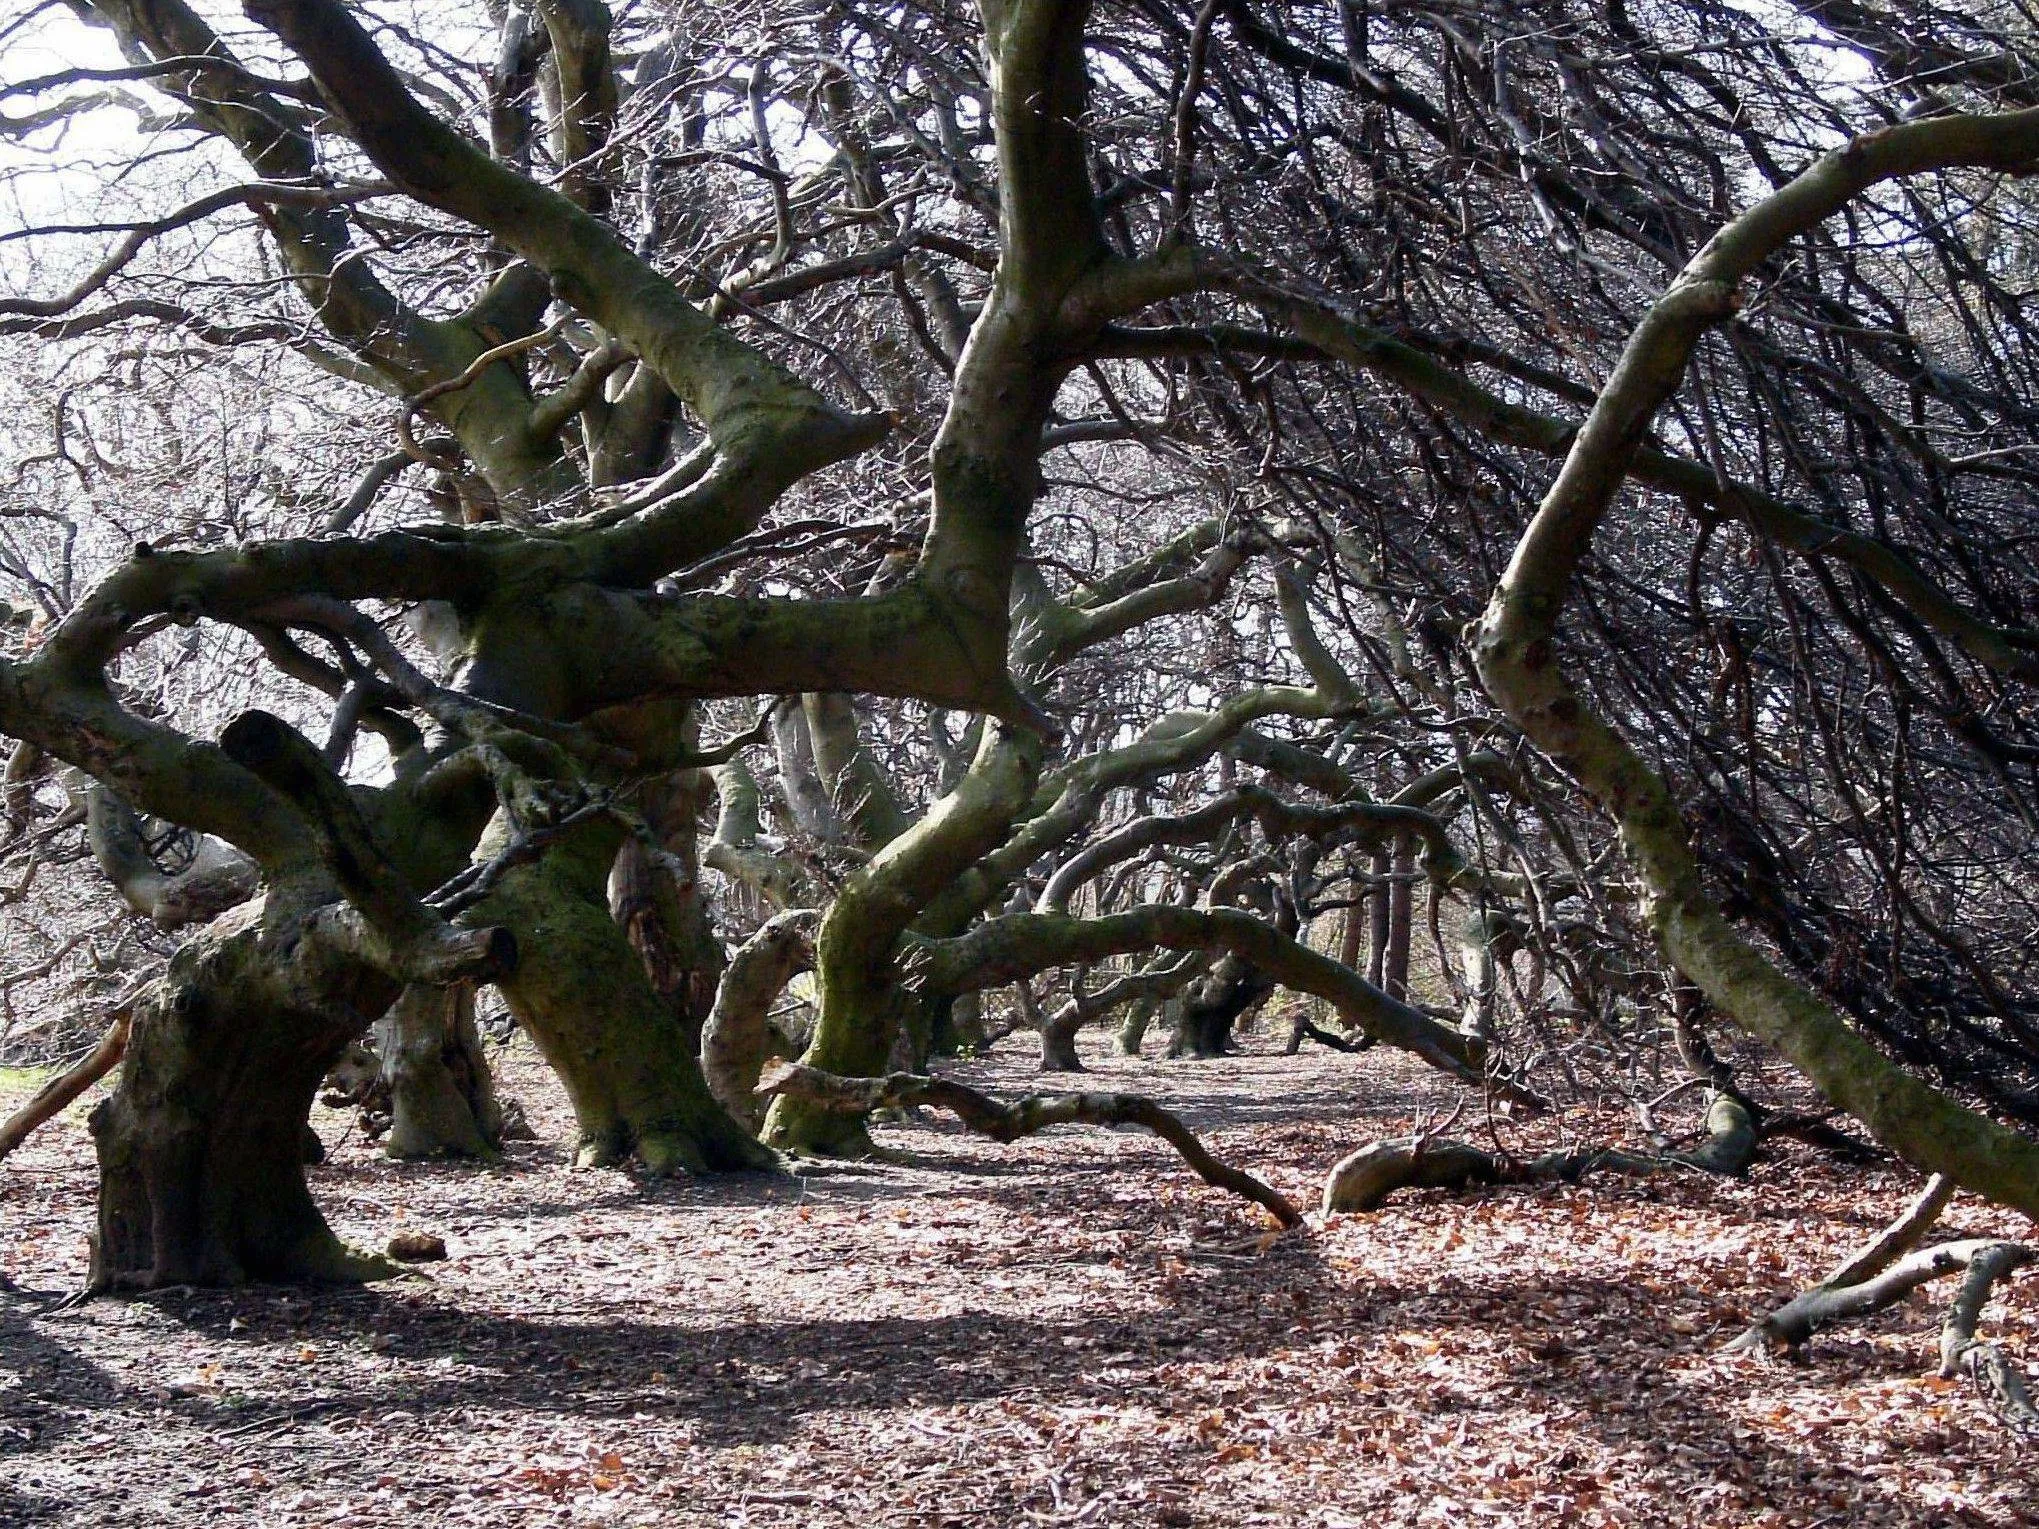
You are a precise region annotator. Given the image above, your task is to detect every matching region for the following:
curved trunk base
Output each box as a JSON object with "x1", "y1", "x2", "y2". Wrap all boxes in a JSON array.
[
  {"x1": 932, "y1": 991, "x2": 990, "y2": 1058},
  {"x1": 760, "y1": 960, "x2": 903, "y2": 1158},
  {"x1": 88, "y1": 915, "x2": 399, "y2": 1289},
  {"x1": 1113, "y1": 994, "x2": 1155, "y2": 1056},
  {"x1": 759, "y1": 1098, "x2": 878, "y2": 1158},
  {"x1": 1038, "y1": 1018, "x2": 1085, "y2": 1072},
  {"x1": 378, "y1": 984, "x2": 504, "y2": 1160}
]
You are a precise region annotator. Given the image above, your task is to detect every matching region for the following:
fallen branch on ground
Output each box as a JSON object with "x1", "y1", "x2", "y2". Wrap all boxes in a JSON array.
[
  {"x1": 1726, "y1": 1174, "x2": 2036, "y2": 1434},
  {"x1": 756, "y1": 1061, "x2": 1303, "y2": 1228}
]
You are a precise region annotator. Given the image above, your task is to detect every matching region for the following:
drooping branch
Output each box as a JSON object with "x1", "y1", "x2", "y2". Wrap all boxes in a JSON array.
[
  {"x1": 0, "y1": 1004, "x2": 134, "y2": 1164},
  {"x1": 1081, "y1": 274, "x2": 2039, "y2": 689},
  {"x1": 1471, "y1": 108, "x2": 2039, "y2": 1216},
  {"x1": 918, "y1": 903, "x2": 1534, "y2": 1102},
  {"x1": 702, "y1": 908, "x2": 818, "y2": 1127},
  {"x1": 756, "y1": 1060, "x2": 1302, "y2": 1227}
]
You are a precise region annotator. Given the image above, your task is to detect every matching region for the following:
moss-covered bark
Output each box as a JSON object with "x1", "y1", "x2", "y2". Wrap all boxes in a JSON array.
[
  {"x1": 469, "y1": 815, "x2": 770, "y2": 1172},
  {"x1": 88, "y1": 898, "x2": 401, "y2": 1288},
  {"x1": 763, "y1": 726, "x2": 1040, "y2": 1154}
]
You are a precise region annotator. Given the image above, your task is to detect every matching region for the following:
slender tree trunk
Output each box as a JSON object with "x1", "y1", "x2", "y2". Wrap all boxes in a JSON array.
[
  {"x1": 1384, "y1": 840, "x2": 1413, "y2": 1003},
  {"x1": 1115, "y1": 992, "x2": 1156, "y2": 1056},
  {"x1": 1367, "y1": 853, "x2": 1390, "y2": 988}
]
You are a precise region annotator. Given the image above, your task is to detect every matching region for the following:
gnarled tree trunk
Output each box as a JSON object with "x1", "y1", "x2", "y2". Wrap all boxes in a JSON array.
[
  {"x1": 88, "y1": 902, "x2": 399, "y2": 1289},
  {"x1": 376, "y1": 983, "x2": 504, "y2": 1160},
  {"x1": 1167, "y1": 954, "x2": 1271, "y2": 1059}
]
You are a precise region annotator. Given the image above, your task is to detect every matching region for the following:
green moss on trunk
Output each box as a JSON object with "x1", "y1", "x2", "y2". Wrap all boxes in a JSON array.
[
  {"x1": 471, "y1": 817, "x2": 770, "y2": 1173},
  {"x1": 88, "y1": 901, "x2": 398, "y2": 1289}
]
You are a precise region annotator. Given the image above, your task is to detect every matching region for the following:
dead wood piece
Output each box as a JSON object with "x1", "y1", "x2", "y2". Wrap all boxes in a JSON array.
[
  {"x1": 1731, "y1": 1228, "x2": 2037, "y2": 1435},
  {"x1": 1939, "y1": 1243, "x2": 2034, "y2": 1378},
  {"x1": 1826, "y1": 1173, "x2": 1956, "y2": 1291},
  {"x1": 1728, "y1": 1173, "x2": 1957, "y2": 1354},
  {"x1": 0, "y1": 1011, "x2": 131, "y2": 1163},
  {"x1": 1321, "y1": 1138, "x2": 1508, "y2": 1213},
  {"x1": 386, "y1": 1232, "x2": 447, "y2": 1262},
  {"x1": 756, "y1": 1061, "x2": 1302, "y2": 1227},
  {"x1": 1731, "y1": 1239, "x2": 2008, "y2": 1353}
]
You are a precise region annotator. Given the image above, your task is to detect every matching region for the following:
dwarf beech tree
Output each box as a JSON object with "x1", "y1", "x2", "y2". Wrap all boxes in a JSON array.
[{"x1": 2, "y1": 0, "x2": 2038, "y2": 1288}]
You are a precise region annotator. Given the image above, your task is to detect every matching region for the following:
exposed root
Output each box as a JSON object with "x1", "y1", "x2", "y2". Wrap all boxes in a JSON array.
[{"x1": 756, "y1": 1061, "x2": 1302, "y2": 1227}]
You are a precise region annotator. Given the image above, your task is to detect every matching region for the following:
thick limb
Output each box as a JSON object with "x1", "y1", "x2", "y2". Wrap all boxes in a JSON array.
[
  {"x1": 920, "y1": 904, "x2": 1531, "y2": 1102},
  {"x1": 86, "y1": 783, "x2": 257, "y2": 930},
  {"x1": 758, "y1": 1061, "x2": 1301, "y2": 1228}
]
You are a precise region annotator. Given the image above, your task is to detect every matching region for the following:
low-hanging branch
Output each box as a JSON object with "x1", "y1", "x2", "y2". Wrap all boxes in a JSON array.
[
  {"x1": 1471, "y1": 105, "x2": 2039, "y2": 1217},
  {"x1": 755, "y1": 1060, "x2": 1303, "y2": 1228},
  {"x1": 1321, "y1": 1093, "x2": 1760, "y2": 1214},
  {"x1": 0, "y1": 1006, "x2": 132, "y2": 1164},
  {"x1": 916, "y1": 902, "x2": 1539, "y2": 1105}
]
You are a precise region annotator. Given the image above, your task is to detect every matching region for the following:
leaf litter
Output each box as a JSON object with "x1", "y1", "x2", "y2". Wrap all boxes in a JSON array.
[{"x1": 1, "y1": 1033, "x2": 2033, "y2": 1527}]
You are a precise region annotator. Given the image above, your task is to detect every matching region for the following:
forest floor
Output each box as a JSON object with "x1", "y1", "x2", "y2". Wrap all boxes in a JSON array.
[{"x1": 2, "y1": 1029, "x2": 2036, "y2": 1528}]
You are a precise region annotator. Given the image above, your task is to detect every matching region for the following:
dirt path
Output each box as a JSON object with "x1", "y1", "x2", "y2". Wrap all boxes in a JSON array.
[{"x1": 3, "y1": 1033, "x2": 2034, "y2": 1527}]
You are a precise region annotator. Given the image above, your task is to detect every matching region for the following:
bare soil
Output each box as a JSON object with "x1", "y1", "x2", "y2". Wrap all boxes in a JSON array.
[{"x1": 3, "y1": 1031, "x2": 2034, "y2": 1527}]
